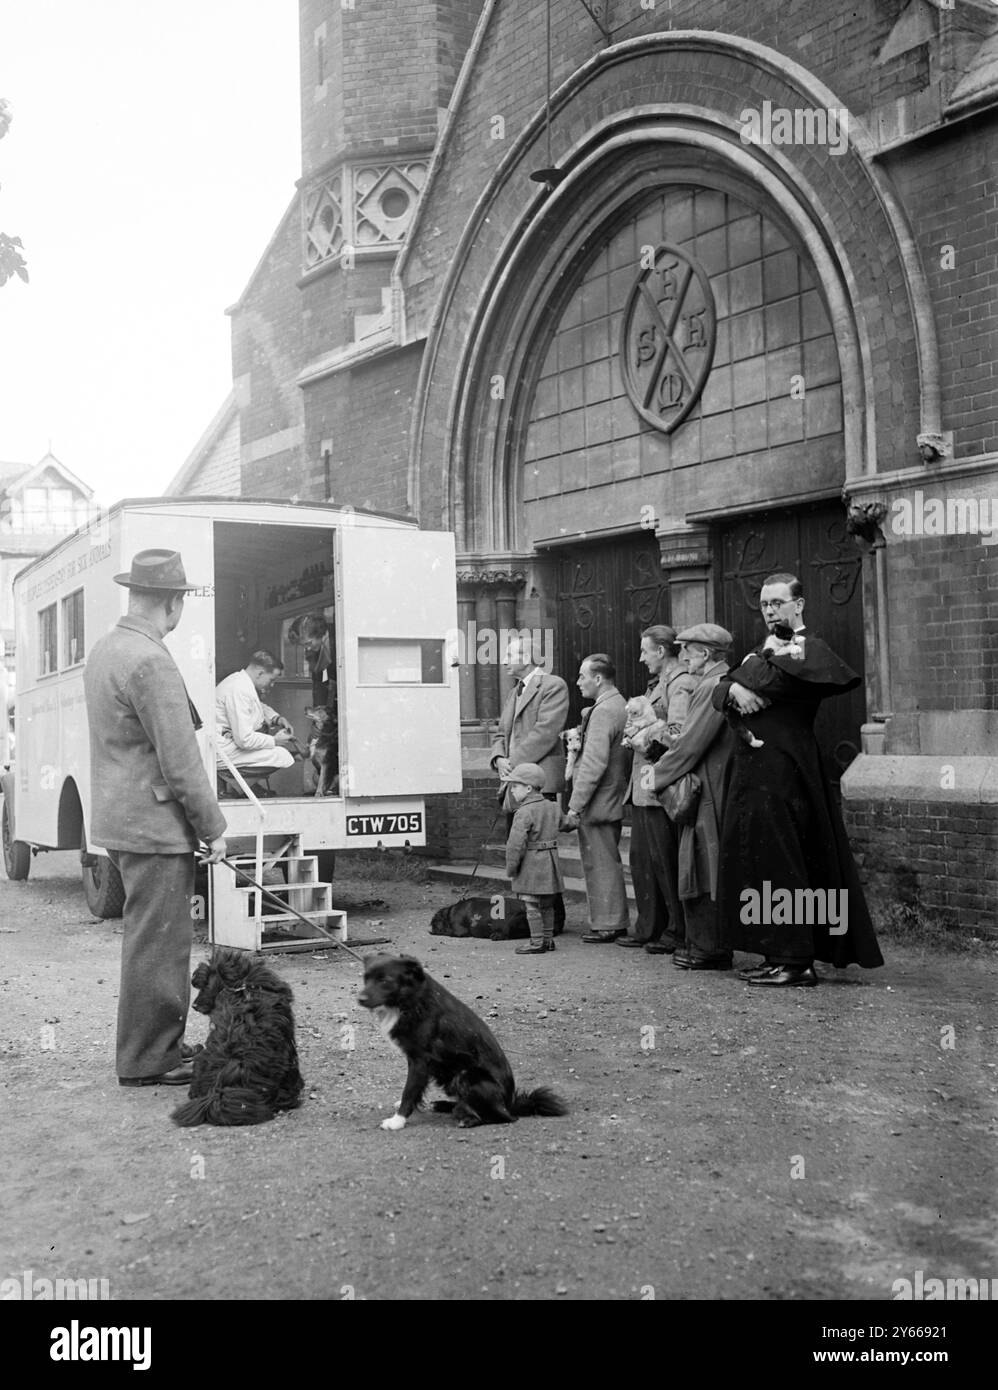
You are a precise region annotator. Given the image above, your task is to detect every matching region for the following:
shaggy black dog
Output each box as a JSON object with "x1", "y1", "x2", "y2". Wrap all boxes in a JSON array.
[
  {"x1": 358, "y1": 953, "x2": 568, "y2": 1130},
  {"x1": 171, "y1": 949, "x2": 304, "y2": 1127}
]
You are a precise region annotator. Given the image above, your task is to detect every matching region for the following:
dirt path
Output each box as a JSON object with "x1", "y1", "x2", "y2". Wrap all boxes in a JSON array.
[{"x1": 1, "y1": 852, "x2": 996, "y2": 1301}]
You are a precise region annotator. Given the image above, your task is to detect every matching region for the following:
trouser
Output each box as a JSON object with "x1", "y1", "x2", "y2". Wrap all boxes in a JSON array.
[
  {"x1": 628, "y1": 804, "x2": 684, "y2": 947},
  {"x1": 505, "y1": 800, "x2": 566, "y2": 930},
  {"x1": 520, "y1": 892, "x2": 558, "y2": 945},
  {"x1": 109, "y1": 850, "x2": 195, "y2": 1079},
  {"x1": 216, "y1": 739, "x2": 296, "y2": 777},
  {"x1": 682, "y1": 893, "x2": 731, "y2": 962},
  {"x1": 578, "y1": 820, "x2": 630, "y2": 933}
]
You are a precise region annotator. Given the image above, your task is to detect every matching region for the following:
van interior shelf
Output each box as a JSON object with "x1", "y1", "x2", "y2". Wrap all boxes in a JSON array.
[{"x1": 264, "y1": 588, "x2": 335, "y2": 617}]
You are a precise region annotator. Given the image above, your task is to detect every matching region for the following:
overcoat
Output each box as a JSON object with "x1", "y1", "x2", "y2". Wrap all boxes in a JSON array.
[
  {"x1": 84, "y1": 616, "x2": 226, "y2": 854},
  {"x1": 505, "y1": 793, "x2": 565, "y2": 895},
  {"x1": 568, "y1": 689, "x2": 629, "y2": 823},
  {"x1": 651, "y1": 659, "x2": 734, "y2": 900},
  {"x1": 711, "y1": 633, "x2": 884, "y2": 968},
  {"x1": 627, "y1": 662, "x2": 698, "y2": 808},
  {"x1": 491, "y1": 671, "x2": 568, "y2": 810}
]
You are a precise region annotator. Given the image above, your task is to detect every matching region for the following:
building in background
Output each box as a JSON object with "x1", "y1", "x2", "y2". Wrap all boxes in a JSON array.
[
  {"x1": 178, "y1": 0, "x2": 998, "y2": 929},
  {"x1": 0, "y1": 450, "x2": 97, "y2": 755}
]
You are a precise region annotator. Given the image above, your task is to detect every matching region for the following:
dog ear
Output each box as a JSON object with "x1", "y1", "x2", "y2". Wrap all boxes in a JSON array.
[{"x1": 399, "y1": 956, "x2": 426, "y2": 985}]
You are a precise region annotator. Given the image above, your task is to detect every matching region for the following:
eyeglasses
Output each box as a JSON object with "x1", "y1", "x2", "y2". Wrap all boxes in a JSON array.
[{"x1": 759, "y1": 598, "x2": 796, "y2": 611}]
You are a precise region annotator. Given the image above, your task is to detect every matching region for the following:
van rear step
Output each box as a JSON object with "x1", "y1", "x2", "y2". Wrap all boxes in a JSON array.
[{"x1": 210, "y1": 835, "x2": 348, "y2": 953}]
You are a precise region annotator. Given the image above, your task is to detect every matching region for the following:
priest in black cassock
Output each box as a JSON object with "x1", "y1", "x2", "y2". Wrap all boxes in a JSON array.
[{"x1": 712, "y1": 572, "x2": 884, "y2": 987}]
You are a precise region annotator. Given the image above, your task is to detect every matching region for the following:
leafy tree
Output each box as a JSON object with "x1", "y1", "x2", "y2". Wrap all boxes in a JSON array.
[{"x1": 0, "y1": 98, "x2": 28, "y2": 287}]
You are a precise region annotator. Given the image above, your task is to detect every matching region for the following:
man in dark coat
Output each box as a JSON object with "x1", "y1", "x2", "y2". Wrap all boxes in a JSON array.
[
  {"x1": 712, "y1": 572, "x2": 884, "y2": 987},
  {"x1": 84, "y1": 550, "x2": 228, "y2": 1085}
]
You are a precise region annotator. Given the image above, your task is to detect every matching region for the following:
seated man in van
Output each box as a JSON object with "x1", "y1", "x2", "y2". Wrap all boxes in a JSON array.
[{"x1": 215, "y1": 650, "x2": 297, "y2": 796}]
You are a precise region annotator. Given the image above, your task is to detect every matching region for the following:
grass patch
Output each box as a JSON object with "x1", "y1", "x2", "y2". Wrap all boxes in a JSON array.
[
  {"x1": 872, "y1": 900, "x2": 996, "y2": 956},
  {"x1": 334, "y1": 848, "x2": 432, "y2": 882}
]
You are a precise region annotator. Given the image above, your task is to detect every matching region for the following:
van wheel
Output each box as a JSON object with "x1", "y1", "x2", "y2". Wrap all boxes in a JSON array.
[
  {"x1": 2, "y1": 800, "x2": 30, "y2": 880},
  {"x1": 83, "y1": 850, "x2": 125, "y2": 918}
]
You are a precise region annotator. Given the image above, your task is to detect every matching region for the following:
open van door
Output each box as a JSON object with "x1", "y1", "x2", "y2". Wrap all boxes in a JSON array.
[{"x1": 336, "y1": 527, "x2": 461, "y2": 796}]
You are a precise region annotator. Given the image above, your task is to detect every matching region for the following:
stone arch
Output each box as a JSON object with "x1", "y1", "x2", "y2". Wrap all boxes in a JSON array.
[{"x1": 407, "y1": 31, "x2": 939, "y2": 545}]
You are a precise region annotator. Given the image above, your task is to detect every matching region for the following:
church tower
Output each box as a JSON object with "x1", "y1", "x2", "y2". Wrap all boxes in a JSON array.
[{"x1": 294, "y1": 0, "x2": 485, "y2": 509}]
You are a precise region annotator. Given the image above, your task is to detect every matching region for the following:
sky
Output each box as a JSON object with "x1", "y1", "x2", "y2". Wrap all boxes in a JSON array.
[{"x1": 0, "y1": 0, "x2": 301, "y2": 504}]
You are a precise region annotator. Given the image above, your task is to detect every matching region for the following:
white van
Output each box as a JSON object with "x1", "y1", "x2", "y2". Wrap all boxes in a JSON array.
[{"x1": 1, "y1": 497, "x2": 461, "y2": 950}]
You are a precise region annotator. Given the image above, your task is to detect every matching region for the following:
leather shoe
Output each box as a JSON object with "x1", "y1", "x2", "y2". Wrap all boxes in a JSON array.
[
  {"x1": 582, "y1": 929, "x2": 626, "y2": 943},
  {"x1": 737, "y1": 961, "x2": 774, "y2": 980},
  {"x1": 747, "y1": 965, "x2": 819, "y2": 988},
  {"x1": 119, "y1": 1063, "x2": 195, "y2": 1087},
  {"x1": 677, "y1": 955, "x2": 732, "y2": 971},
  {"x1": 180, "y1": 1042, "x2": 204, "y2": 1060},
  {"x1": 615, "y1": 937, "x2": 648, "y2": 948},
  {"x1": 643, "y1": 941, "x2": 677, "y2": 955},
  {"x1": 515, "y1": 941, "x2": 555, "y2": 954}
]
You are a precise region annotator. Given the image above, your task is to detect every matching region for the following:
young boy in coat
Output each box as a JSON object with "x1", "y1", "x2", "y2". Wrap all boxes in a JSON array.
[{"x1": 502, "y1": 762, "x2": 566, "y2": 956}]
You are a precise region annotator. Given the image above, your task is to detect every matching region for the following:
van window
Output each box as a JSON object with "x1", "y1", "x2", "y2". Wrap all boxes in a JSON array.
[
  {"x1": 39, "y1": 604, "x2": 58, "y2": 676},
  {"x1": 357, "y1": 638, "x2": 445, "y2": 685},
  {"x1": 62, "y1": 589, "x2": 85, "y2": 666}
]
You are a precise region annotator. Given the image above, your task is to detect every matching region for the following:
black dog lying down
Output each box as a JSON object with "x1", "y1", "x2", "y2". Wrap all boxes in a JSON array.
[
  {"x1": 430, "y1": 895, "x2": 564, "y2": 940},
  {"x1": 171, "y1": 948, "x2": 304, "y2": 1127},
  {"x1": 358, "y1": 953, "x2": 568, "y2": 1129}
]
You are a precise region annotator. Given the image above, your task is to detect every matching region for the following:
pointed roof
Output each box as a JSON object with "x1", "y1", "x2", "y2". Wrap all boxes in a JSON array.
[{"x1": 0, "y1": 451, "x2": 95, "y2": 499}]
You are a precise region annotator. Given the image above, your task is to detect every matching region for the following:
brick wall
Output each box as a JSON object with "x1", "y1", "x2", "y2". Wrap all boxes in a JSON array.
[
  {"x1": 885, "y1": 122, "x2": 998, "y2": 460},
  {"x1": 845, "y1": 798, "x2": 998, "y2": 937},
  {"x1": 230, "y1": 201, "x2": 306, "y2": 494},
  {"x1": 885, "y1": 530, "x2": 998, "y2": 714},
  {"x1": 300, "y1": 341, "x2": 423, "y2": 513},
  {"x1": 300, "y1": 0, "x2": 485, "y2": 174},
  {"x1": 421, "y1": 770, "x2": 502, "y2": 861}
]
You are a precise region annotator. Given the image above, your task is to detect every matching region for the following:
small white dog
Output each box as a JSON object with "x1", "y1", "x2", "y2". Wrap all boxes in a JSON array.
[{"x1": 562, "y1": 726, "x2": 582, "y2": 781}]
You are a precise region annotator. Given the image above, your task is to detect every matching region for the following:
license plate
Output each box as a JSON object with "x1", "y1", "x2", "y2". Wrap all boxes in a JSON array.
[{"x1": 345, "y1": 812, "x2": 423, "y2": 836}]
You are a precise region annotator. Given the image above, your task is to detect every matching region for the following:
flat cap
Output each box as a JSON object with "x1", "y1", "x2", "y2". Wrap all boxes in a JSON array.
[
  {"x1": 676, "y1": 623, "x2": 733, "y2": 649},
  {"x1": 499, "y1": 761, "x2": 546, "y2": 789}
]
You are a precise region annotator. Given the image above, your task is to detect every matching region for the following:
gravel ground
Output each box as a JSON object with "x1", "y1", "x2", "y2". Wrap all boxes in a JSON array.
[{"x1": 1, "y1": 850, "x2": 996, "y2": 1302}]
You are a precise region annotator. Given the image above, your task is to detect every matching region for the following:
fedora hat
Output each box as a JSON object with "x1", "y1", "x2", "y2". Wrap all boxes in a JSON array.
[{"x1": 113, "y1": 549, "x2": 198, "y2": 592}]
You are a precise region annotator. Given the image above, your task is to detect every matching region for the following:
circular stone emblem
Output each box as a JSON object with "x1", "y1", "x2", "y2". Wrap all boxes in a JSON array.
[{"x1": 619, "y1": 242, "x2": 717, "y2": 434}]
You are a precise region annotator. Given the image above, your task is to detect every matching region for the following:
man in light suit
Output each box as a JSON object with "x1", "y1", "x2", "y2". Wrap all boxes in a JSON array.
[
  {"x1": 564, "y1": 653, "x2": 631, "y2": 943},
  {"x1": 490, "y1": 636, "x2": 569, "y2": 927},
  {"x1": 84, "y1": 550, "x2": 227, "y2": 1087}
]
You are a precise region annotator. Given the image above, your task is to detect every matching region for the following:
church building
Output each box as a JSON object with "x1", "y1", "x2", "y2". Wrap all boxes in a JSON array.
[{"x1": 177, "y1": 0, "x2": 998, "y2": 932}]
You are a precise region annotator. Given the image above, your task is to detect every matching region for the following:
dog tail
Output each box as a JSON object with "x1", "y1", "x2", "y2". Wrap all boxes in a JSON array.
[
  {"x1": 170, "y1": 1087, "x2": 281, "y2": 1127},
  {"x1": 512, "y1": 1085, "x2": 568, "y2": 1118}
]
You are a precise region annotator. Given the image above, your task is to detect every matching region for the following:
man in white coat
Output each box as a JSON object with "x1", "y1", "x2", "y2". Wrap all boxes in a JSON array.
[{"x1": 215, "y1": 649, "x2": 297, "y2": 793}]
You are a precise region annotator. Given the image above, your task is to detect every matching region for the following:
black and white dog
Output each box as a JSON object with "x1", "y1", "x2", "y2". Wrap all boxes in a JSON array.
[
  {"x1": 358, "y1": 953, "x2": 568, "y2": 1130},
  {"x1": 171, "y1": 949, "x2": 304, "y2": 1127}
]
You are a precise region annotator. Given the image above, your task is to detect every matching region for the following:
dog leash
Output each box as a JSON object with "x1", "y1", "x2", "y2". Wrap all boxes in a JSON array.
[
  {"x1": 203, "y1": 851, "x2": 370, "y2": 966},
  {"x1": 459, "y1": 805, "x2": 505, "y2": 902}
]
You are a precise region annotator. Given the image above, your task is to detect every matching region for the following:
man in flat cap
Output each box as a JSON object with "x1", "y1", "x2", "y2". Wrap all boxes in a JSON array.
[
  {"x1": 650, "y1": 624, "x2": 737, "y2": 969},
  {"x1": 712, "y1": 572, "x2": 883, "y2": 987},
  {"x1": 84, "y1": 549, "x2": 227, "y2": 1087}
]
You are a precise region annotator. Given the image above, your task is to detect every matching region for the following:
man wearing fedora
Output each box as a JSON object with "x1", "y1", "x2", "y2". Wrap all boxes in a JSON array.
[{"x1": 84, "y1": 549, "x2": 227, "y2": 1087}]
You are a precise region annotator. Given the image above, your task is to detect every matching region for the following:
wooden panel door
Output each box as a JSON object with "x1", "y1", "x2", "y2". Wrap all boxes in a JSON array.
[
  {"x1": 555, "y1": 532, "x2": 670, "y2": 728},
  {"x1": 715, "y1": 501, "x2": 866, "y2": 783}
]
